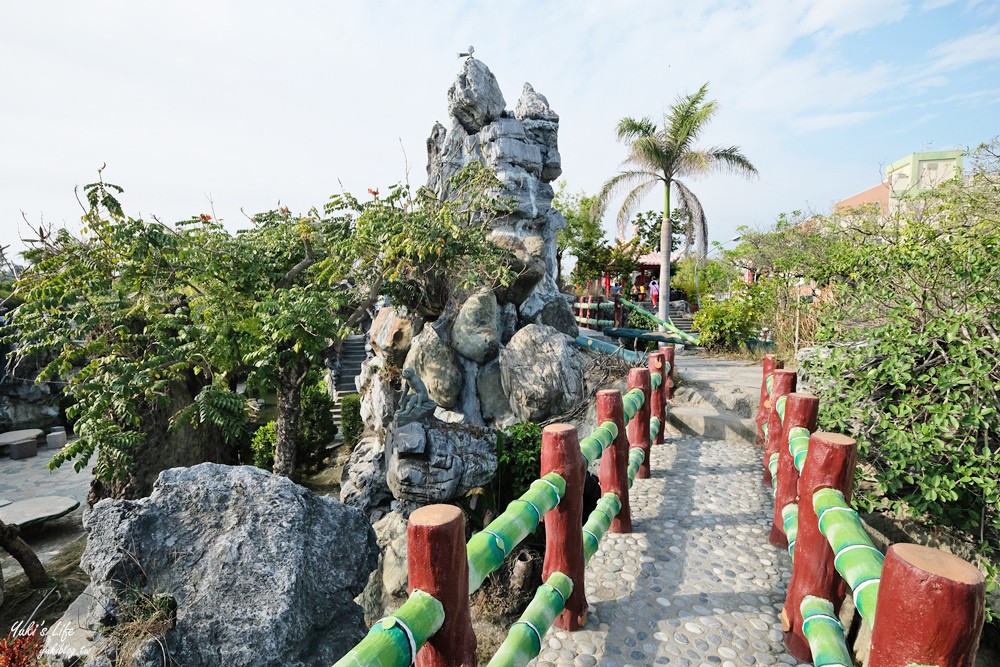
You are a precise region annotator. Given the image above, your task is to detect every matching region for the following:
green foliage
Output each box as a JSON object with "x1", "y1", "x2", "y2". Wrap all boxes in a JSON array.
[
  {"x1": 692, "y1": 280, "x2": 772, "y2": 351},
  {"x1": 801, "y1": 143, "x2": 1000, "y2": 609},
  {"x1": 4, "y1": 164, "x2": 513, "y2": 481},
  {"x1": 670, "y1": 257, "x2": 737, "y2": 304},
  {"x1": 250, "y1": 380, "x2": 335, "y2": 474},
  {"x1": 626, "y1": 307, "x2": 659, "y2": 331},
  {"x1": 340, "y1": 393, "x2": 363, "y2": 448},
  {"x1": 251, "y1": 422, "x2": 277, "y2": 469},
  {"x1": 495, "y1": 422, "x2": 543, "y2": 504}
]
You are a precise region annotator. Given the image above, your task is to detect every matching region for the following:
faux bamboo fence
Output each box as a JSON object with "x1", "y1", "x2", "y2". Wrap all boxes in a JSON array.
[
  {"x1": 754, "y1": 354, "x2": 988, "y2": 667},
  {"x1": 333, "y1": 350, "x2": 676, "y2": 667}
]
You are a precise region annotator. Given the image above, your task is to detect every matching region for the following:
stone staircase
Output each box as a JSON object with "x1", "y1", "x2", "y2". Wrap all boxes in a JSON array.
[
  {"x1": 632, "y1": 301, "x2": 696, "y2": 334},
  {"x1": 664, "y1": 354, "x2": 759, "y2": 444},
  {"x1": 331, "y1": 334, "x2": 367, "y2": 438}
]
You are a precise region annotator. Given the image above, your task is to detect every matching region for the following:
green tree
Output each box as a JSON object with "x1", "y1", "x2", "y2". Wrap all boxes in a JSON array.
[
  {"x1": 5, "y1": 166, "x2": 513, "y2": 488},
  {"x1": 553, "y1": 184, "x2": 603, "y2": 287},
  {"x1": 597, "y1": 83, "x2": 757, "y2": 322}
]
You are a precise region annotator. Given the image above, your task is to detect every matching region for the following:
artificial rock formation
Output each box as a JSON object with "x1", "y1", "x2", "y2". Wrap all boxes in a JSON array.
[
  {"x1": 78, "y1": 464, "x2": 377, "y2": 667},
  {"x1": 348, "y1": 58, "x2": 585, "y2": 527}
]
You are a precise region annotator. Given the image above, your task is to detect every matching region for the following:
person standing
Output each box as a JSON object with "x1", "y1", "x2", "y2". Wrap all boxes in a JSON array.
[{"x1": 649, "y1": 279, "x2": 660, "y2": 308}]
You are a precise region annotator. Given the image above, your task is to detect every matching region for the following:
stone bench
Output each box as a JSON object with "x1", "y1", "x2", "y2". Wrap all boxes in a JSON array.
[
  {"x1": 0, "y1": 496, "x2": 80, "y2": 527},
  {"x1": 0, "y1": 428, "x2": 45, "y2": 460}
]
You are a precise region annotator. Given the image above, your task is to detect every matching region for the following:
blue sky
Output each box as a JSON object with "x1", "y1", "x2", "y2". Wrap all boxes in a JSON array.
[{"x1": 1, "y1": 0, "x2": 998, "y2": 260}]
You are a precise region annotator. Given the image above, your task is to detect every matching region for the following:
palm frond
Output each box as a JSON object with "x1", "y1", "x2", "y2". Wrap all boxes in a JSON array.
[
  {"x1": 677, "y1": 146, "x2": 759, "y2": 179},
  {"x1": 594, "y1": 170, "x2": 661, "y2": 224},
  {"x1": 616, "y1": 116, "x2": 657, "y2": 142},
  {"x1": 673, "y1": 180, "x2": 707, "y2": 259},
  {"x1": 616, "y1": 179, "x2": 660, "y2": 239}
]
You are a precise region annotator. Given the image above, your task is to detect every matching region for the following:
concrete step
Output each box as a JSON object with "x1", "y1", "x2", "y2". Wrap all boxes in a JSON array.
[{"x1": 666, "y1": 406, "x2": 755, "y2": 444}]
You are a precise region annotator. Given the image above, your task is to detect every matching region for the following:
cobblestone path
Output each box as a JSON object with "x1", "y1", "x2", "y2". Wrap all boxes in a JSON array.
[{"x1": 534, "y1": 434, "x2": 810, "y2": 667}]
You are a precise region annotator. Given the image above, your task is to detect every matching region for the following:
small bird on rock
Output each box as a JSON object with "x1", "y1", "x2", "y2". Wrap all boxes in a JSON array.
[{"x1": 458, "y1": 45, "x2": 475, "y2": 58}]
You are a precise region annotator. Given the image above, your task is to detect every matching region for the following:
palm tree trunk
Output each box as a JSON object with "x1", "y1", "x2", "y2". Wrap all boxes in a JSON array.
[{"x1": 659, "y1": 182, "x2": 672, "y2": 328}]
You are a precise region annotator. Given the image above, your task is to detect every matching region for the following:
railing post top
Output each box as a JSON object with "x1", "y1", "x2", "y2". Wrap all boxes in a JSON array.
[
  {"x1": 809, "y1": 431, "x2": 856, "y2": 449},
  {"x1": 409, "y1": 504, "x2": 464, "y2": 529},
  {"x1": 889, "y1": 544, "x2": 985, "y2": 586},
  {"x1": 543, "y1": 423, "x2": 578, "y2": 439},
  {"x1": 597, "y1": 388, "x2": 623, "y2": 400},
  {"x1": 628, "y1": 367, "x2": 651, "y2": 384},
  {"x1": 787, "y1": 392, "x2": 818, "y2": 402}
]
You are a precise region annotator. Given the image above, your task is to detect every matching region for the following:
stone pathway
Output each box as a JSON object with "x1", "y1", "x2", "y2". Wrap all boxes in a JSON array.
[
  {"x1": 533, "y1": 434, "x2": 809, "y2": 667},
  {"x1": 0, "y1": 440, "x2": 92, "y2": 573}
]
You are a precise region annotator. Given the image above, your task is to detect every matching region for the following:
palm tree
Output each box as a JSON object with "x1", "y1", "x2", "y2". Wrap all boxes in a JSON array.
[{"x1": 597, "y1": 83, "x2": 757, "y2": 323}]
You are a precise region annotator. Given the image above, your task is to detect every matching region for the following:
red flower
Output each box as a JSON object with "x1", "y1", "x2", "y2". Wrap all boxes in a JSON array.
[
  {"x1": 368, "y1": 188, "x2": 379, "y2": 197},
  {"x1": 199, "y1": 214, "x2": 212, "y2": 222},
  {"x1": 280, "y1": 206, "x2": 290, "y2": 214}
]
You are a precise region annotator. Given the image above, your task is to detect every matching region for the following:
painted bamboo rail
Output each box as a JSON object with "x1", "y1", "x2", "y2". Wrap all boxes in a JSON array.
[
  {"x1": 751, "y1": 357, "x2": 987, "y2": 667},
  {"x1": 618, "y1": 296, "x2": 699, "y2": 345},
  {"x1": 572, "y1": 335, "x2": 647, "y2": 365},
  {"x1": 334, "y1": 349, "x2": 670, "y2": 667}
]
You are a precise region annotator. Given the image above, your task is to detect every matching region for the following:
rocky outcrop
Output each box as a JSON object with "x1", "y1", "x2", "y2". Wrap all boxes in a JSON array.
[
  {"x1": 386, "y1": 420, "x2": 496, "y2": 504},
  {"x1": 452, "y1": 290, "x2": 499, "y2": 364},
  {"x1": 369, "y1": 307, "x2": 423, "y2": 367},
  {"x1": 357, "y1": 358, "x2": 396, "y2": 439},
  {"x1": 340, "y1": 436, "x2": 392, "y2": 518},
  {"x1": 0, "y1": 353, "x2": 60, "y2": 432},
  {"x1": 403, "y1": 326, "x2": 462, "y2": 409},
  {"x1": 79, "y1": 464, "x2": 377, "y2": 667},
  {"x1": 477, "y1": 359, "x2": 511, "y2": 424},
  {"x1": 500, "y1": 324, "x2": 586, "y2": 422},
  {"x1": 357, "y1": 510, "x2": 410, "y2": 623}
]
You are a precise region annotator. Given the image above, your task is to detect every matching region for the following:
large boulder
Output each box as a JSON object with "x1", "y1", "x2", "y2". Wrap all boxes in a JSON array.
[
  {"x1": 499, "y1": 324, "x2": 586, "y2": 422},
  {"x1": 80, "y1": 464, "x2": 377, "y2": 667},
  {"x1": 386, "y1": 420, "x2": 496, "y2": 504},
  {"x1": 518, "y1": 278, "x2": 579, "y2": 337},
  {"x1": 477, "y1": 359, "x2": 512, "y2": 424},
  {"x1": 357, "y1": 510, "x2": 410, "y2": 623},
  {"x1": 340, "y1": 435, "x2": 391, "y2": 518},
  {"x1": 404, "y1": 326, "x2": 462, "y2": 409},
  {"x1": 357, "y1": 357, "x2": 397, "y2": 437},
  {"x1": 448, "y1": 57, "x2": 506, "y2": 134},
  {"x1": 369, "y1": 307, "x2": 423, "y2": 366},
  {"x1": 452, "y1": 290, "x2": 499, "y2": 363}
]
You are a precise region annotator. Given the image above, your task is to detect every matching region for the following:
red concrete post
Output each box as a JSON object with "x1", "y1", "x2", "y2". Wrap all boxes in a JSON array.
[
  {"x1": 648, "y1": 352, "x2": 666, "y2": 449},
  {"x1": 541, "y1": 424, "x2": 588, "y2": 630},
  {"x1": 769, "y1": 393, "x2": 819, "y2": 549},
  {"x1": 408, "y1": 504, "x2": 477, "y2": 667},
  {"x1": 754, "y1": 354, "x2": 782, "y2": 446},
  {"x1": 762, "y1": 369, "x2": 797, "y2": 487},
  {"x1": 597, "y1": 390, "x2": 631, "y2": 533},
  {"x1": 868, "y1": 544, "x2": 986, "y2": 667},
  {"x1": 627, "y1": 368, "x2": 652, "y2": 479},
  {"x1": 587, "y1": 295, "x2": 595, "y2": 329},
  {"x1": 661, "y1": 345, "x2": 676, "y2": 400},
  {"x1": 783, "y1": 432, "x2": 858, "y2": 662}
]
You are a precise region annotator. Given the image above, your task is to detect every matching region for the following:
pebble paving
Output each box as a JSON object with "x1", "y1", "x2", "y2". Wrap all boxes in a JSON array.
[{"x1": 532, "y1": 434, "x2": 811, "y2": 667}]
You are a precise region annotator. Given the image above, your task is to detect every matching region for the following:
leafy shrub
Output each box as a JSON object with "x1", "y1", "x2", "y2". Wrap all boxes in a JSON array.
[
  {"x1": 802, "y1": 155, "x2": 1000, "y2": 612},
  {"x1": 692, "y1": 281, "x2": 770, "y2": 350},
  {"x1": 626, "y1": 307, "x2": 658, "y2": 331},
  {"x1": 494, "y1": 422, "x2": 543, "y2": 507},
  {"x1": 251, "y1": 380, "x2": 337, "y2": 474},
  {"x1": 340, "y1": 393, "x2": 363, "y2": 448}
]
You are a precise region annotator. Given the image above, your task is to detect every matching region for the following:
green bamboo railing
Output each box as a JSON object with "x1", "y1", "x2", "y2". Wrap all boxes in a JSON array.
[
  {"x1": 573, "y1": 335, "x2": 647, "y2": 365},
  {"x1": 486, "y1": 572, "x2": 574, "y2": 667},
  {"x1": 583, "y1": 493, "x2": 623, "y2": 562},
  {"x1": 783, "y1": 503, "x2": 799, "y2": 559},
  {"x1": 650, "y1": 372, "x2": 662, "y2": 390},
  {"x1": 789, "y1": 426, "x2": 810, "y2": 472},
  {"x1": 814, "y1": 488, "x2": 884, "y2": 627},
  {"x1": 619, "y1": 297, "x2": 699, "y2": 345},
  {"x1": 333, "y1": 590, "x2": 445, "y2": 666},
  {"x1": 800, "y1": 595, "x2": 854, "y2": 667},
  {"x1": 768, "y1": 452, "x2": 779, "y2": 496},
  {"x1": 468, "y1": 472, "x2": 567, "y2": 593},
  {"x1": 575, "y1": 301, "x2": 615, "y2": 311},
  {"x1": 336, "y1": 360, "x2": 658, "y2": 667},
  {"x1": 575, "y1": 316, "x2": 616, "y2": 328}
]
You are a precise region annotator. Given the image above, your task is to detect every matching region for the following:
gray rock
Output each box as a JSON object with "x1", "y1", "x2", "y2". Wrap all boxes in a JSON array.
[
  {"x1": 454, "y1": 357, "x2": 484, "y2": 426},
  {"x1": 447, "y1": 58, "x2": 506, "y2": 134},
  {"x1": 515, "y1": 83, "x2": 559, "y2": 123},
  {"x1": 404, "y1": 325, "x2": 462, "y2": 409},
  {"x1": 477, "y1": 359, "x2": 511, "y2": 423},
  {"x1": 80, "y1": 464, "x2": 377, "y2": 667},
  {"x1": 386, "y1": 419, "x2": 496, "y2": 504},
  {"x1": 500, "y1": 324, "x2": 586, "y2": 422},
  {"x1": 452, "y1": 290, "x2": 499, "y2": 363},
  {"x1": 369, "y1": 307, "x2": 423, "y2": 366},
  {"x1": 340, "y1": 435, "x2": 391, "y2": 517},
  {"x1": 357, "y1": 509, "x2": 410, "y2": 623},
  {"x1": 358, "y1": 358, "x2": 397, "y2": 437},
  {"x1": 518, "y1": 278, "x2": 579, "y2": 337},
  {"x1": 496, "y1": 301, "x2": 518, "y2": 344}
]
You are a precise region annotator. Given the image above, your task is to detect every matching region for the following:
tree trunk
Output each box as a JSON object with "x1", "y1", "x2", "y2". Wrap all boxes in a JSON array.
[
  {"x1": 0, "y1": 519, "x2": 50, "y2": 587},
  {"x1": 659, "y1": 181, "x2": 672, "y2": 327},
  {"x1": 273, "y1": 360, "x2": 307, "y2": 478}
]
